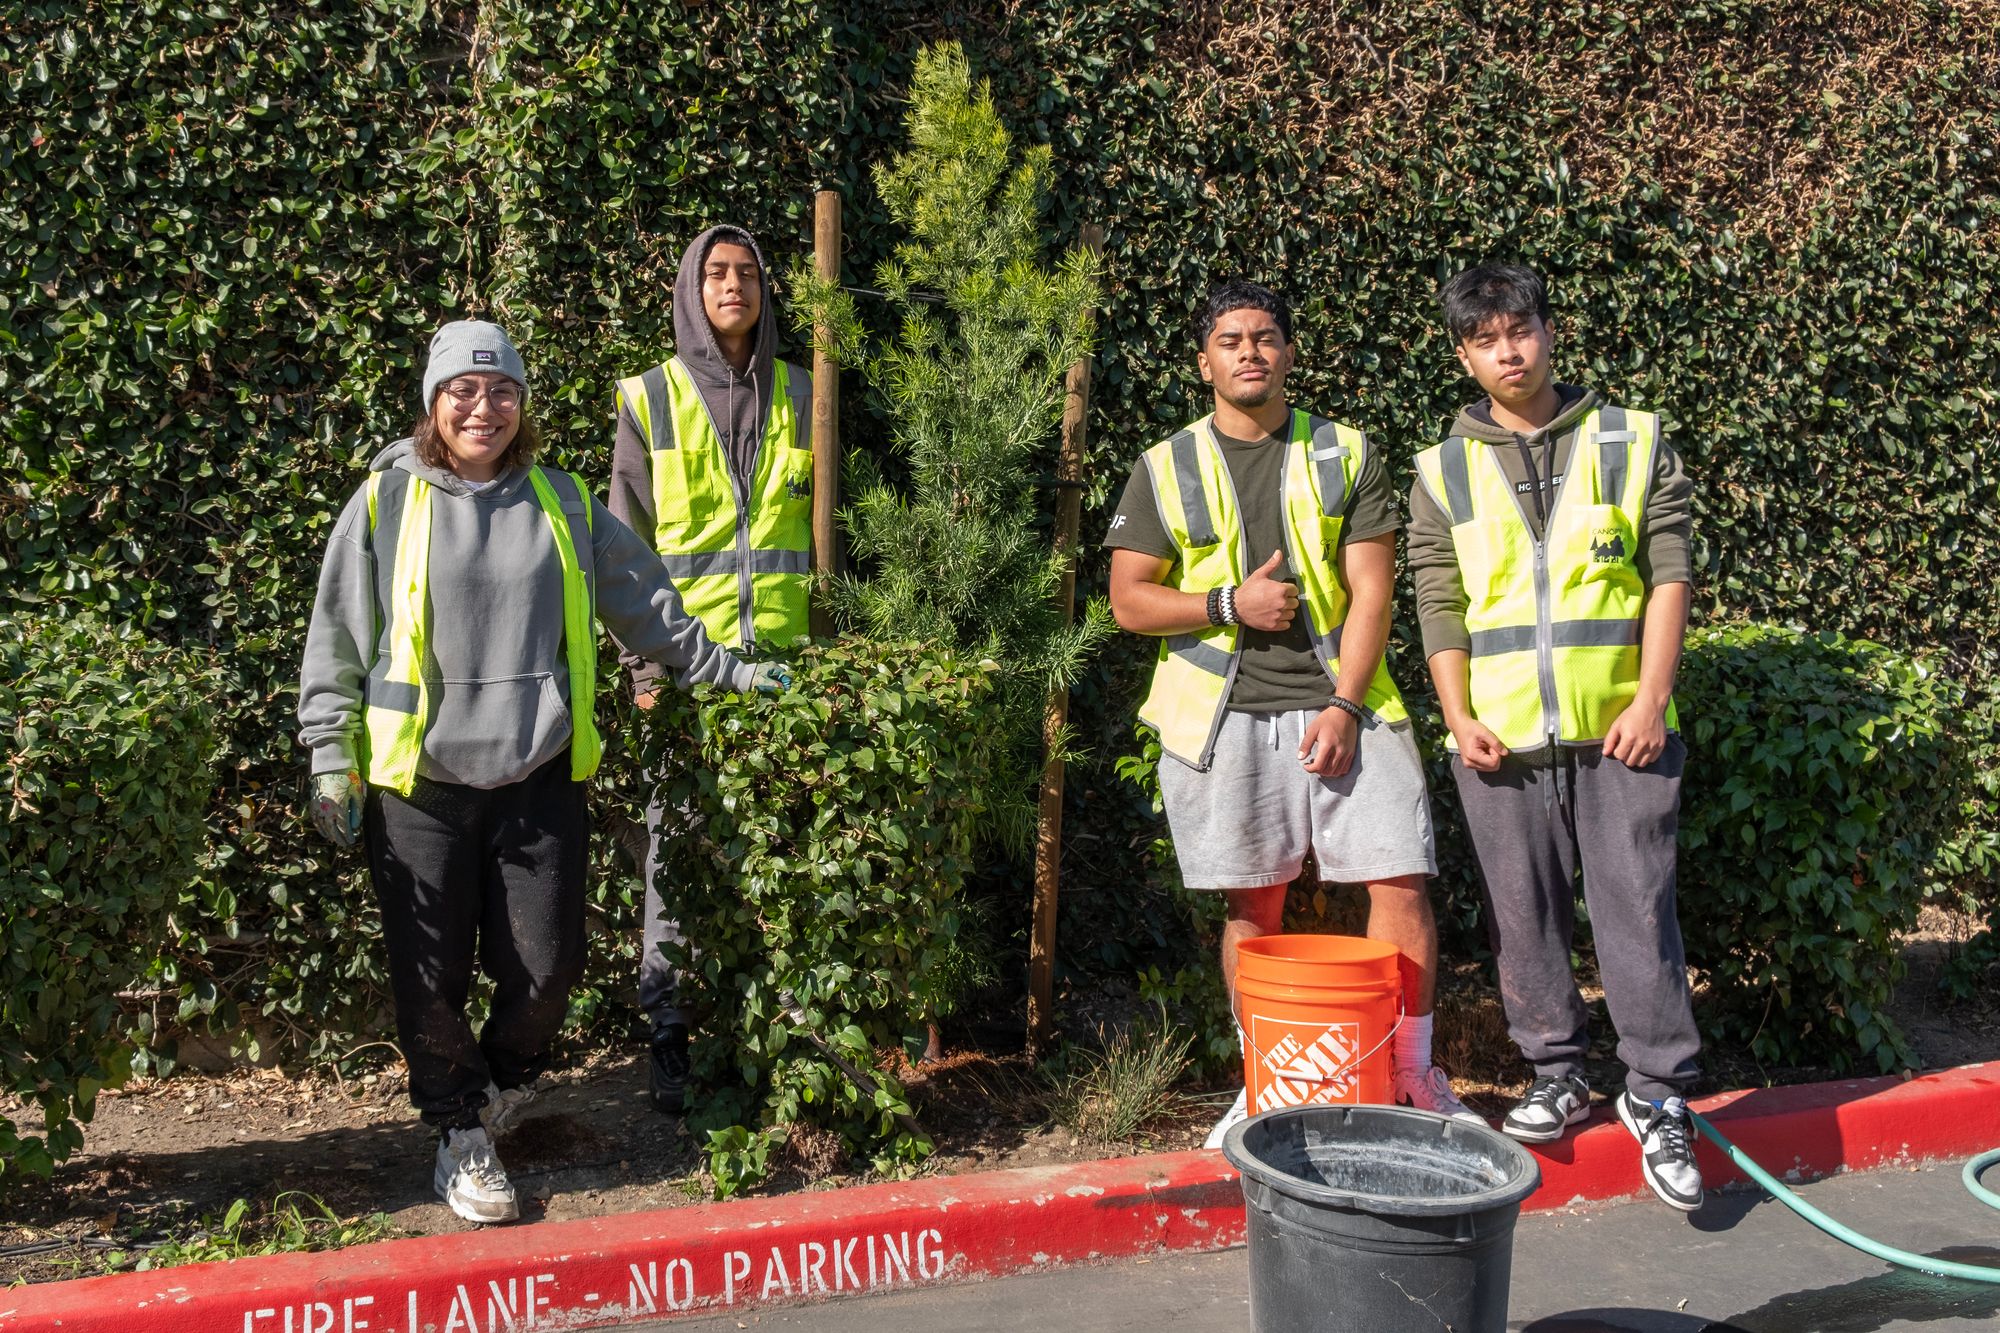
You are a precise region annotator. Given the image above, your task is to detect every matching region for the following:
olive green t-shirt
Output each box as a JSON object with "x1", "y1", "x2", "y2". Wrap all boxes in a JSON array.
[{"x1": 1104, "y1": 422, "x2": 1401, "y2": 713}]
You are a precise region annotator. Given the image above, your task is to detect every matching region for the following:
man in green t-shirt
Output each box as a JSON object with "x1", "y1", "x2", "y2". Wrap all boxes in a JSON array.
[{"x1": 1106, "y1": 279, "x2": 1479, "y2": 1146}]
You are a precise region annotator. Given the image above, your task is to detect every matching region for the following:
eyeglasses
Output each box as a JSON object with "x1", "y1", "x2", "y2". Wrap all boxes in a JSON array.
[{"x1": 442, "y1": 380, "x2": 522, "y2": 412}]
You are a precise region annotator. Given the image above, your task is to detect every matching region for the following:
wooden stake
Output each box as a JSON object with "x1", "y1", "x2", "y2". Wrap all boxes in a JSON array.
[
  {"x1": 810, "y1": 189, "x2": 842, "y2": 638},
  {"x1": 1028, "y1": 223, "x2": 1105, "y2": 1058}
]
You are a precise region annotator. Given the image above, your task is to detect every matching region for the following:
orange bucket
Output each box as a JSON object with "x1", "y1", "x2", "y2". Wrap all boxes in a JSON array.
[{"x1": 1235, "y1": 934, "x2": 1402, "y2": 1115}]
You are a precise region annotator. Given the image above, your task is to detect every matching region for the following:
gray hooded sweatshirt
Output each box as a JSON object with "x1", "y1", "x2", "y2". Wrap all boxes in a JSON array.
[
  {"x1": 298, "y1": 438, "x2": 753, "y2": 788},
  {"x1": 609, "y1": 224, "x2": 813, "y2": 692},
  {"x1": 1406, "y1": 385, "x2": 1693, "y2": 661}
]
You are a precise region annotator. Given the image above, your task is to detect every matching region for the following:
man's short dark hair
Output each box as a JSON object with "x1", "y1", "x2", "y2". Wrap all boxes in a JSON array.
[
  {"x1": 1197, "y1": 279, "x2": 1292, "y2": 349},
  {"x1": 1438, "y1": 264, "x2": 1551, "y2": 343}
]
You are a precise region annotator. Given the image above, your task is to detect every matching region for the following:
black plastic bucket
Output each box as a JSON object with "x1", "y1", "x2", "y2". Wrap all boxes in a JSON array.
[{"x1": 1222, "y1": 1104, "x2": 1541, "y2": 1333}]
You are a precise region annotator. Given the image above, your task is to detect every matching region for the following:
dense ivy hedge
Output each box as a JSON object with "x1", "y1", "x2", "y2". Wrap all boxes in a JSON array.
[
  {"x1": 1676, "y1": 624, "x2": 1963, "y2": 1072},
  {"x1": 5, "y1": 0, "x2": 1996, "y2": 1069}
]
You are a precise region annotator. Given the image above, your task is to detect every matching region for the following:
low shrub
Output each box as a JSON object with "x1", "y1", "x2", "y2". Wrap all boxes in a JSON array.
[
  {"x1": 1677, "y1": 622, "x2": 1962, "y2": 1072},
  {"x1": 638, "y1": 637, "x2": 1003, "y2": 1195},
  {"x1": 0, "y1": 613, "x2": 220, "y2": 1176}
]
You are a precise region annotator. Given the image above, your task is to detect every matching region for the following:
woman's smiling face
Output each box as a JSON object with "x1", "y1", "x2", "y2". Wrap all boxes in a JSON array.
[{"x1": 431, "y1": 372, "x2": 522, "y2": 481}]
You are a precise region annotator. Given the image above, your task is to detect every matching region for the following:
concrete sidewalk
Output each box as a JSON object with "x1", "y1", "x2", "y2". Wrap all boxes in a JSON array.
[{"x1": 667, "y1": 1159, "x2": 2000, "y2": 1332}]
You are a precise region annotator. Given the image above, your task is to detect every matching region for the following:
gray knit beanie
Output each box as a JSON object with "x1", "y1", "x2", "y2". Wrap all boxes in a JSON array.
[{"x1": 421, "y1": 320, "x2": 528, "y2": 407}]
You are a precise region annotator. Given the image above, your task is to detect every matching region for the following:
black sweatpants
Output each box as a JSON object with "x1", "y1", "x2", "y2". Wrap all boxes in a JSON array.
[
  {"x1": 364, "y1": 751, "x2": 588, "y2": 1130},
  {"x1": 1452, "y1": 733, "x2": 1701, "y2": 1103}
]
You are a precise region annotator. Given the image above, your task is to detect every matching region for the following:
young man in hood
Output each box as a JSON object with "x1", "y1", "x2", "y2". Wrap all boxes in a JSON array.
[
  {"x1": 610, "y1": 225, "x2": 815, "y2": 1115},
  {"x1": 1407, "y1": 262, "x2": 1704, "y2": 1211},
  {"x1": 1106, "y1": 279, "x2": 1482, "y2": 1148}
]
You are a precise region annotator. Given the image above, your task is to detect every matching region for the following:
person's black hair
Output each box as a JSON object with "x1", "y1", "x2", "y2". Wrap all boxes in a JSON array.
[
  {"x1": 1196, "y1": 279, "x2": 1292, "y2": 349},
  {"x1": 1438, "y1": 264, "x2": 1551, "y2": 343}
]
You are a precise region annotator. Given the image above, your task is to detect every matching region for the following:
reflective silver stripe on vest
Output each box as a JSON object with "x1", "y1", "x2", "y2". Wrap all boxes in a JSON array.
[
  {"x1": 1440, "y1": 436, "x2": 1475, "y2": 525},
  {"x1": 1170, "y1": 429, "x2": 1218, "y2": 547},
  {"x1": 661, "y1": 547, "x2": 811, "y2": 579},
  {"x1": 365, "y1": 667, "x2": 422, "y2": 715},
  {"x1": 1165, "y1": 633, "x2": 1233, "y2": 676},
  {"x1": 1470, "y1": 619, "x2": 1642, "y2": 656},
  {"x1": 1310, "y1": 418, "x2": 1349, "y2": 518},
  {"x1": 1555, "y1": 618, "x2": 1642, "y2": 648},
  {"x1": 1311, "y1": 627, "x2": 1345, "y2": 661},
  {"x1": 1469, "y1": 624, "x2": 1538, "y2": 657},
  {"x1": 642, "y1": 364, "x2": 673, "y2": 450},
  {"x1": 1596, "y1": 405, "x2": 1629, "y2": 506},
  {"x1": 368, "y1": 467, "x2": 412, "y2": 655},
  {"x1": 540, "y1": 468, "x2": 597, "y2": 607}
]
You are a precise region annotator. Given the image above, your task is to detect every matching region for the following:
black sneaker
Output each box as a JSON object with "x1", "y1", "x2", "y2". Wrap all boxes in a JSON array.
[
  {"x1": 1617, "y1": 1091, "x2": 1704, "y2": 1212},
  {"x1": 1502, "y1": 1073, "x2": 1592, "y2": 1143},
  {"x1": 649, "y1": 1022, "x2": 690, "y2": 1115}
]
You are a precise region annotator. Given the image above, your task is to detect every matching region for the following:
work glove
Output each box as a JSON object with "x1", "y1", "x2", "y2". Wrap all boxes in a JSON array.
[
  {"x1": 749, "y1": 661, "x2": 793, "y2": 694},
  {"x1": 310, "y1": 770, "x2": 365, "y2": 848}
]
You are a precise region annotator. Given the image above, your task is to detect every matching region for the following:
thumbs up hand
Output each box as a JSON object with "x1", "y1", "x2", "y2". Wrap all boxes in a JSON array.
[{"x1": 1232, "y1": 550, "x2": 1299, "y2": 631}]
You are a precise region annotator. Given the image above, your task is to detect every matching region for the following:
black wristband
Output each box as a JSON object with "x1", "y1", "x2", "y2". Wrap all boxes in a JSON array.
[
  {"x1": 1206, "y1": 586, "x2": 1225, "y2": 627},
  {"x1": 1327, "y1": 696, "x2": 1368, "y2": 724}
]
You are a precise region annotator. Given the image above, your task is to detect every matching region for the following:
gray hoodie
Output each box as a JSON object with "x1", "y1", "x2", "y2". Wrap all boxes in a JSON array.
[
  {"x1": 297, "y1": 439, "x2": 753, "y2": 788},
  {"x1": 609, "y1": 224, "x2": 813, "y2": 691},
  {"x1": 1406, "y1": 386, "x2": 1694, "y2": 660}
]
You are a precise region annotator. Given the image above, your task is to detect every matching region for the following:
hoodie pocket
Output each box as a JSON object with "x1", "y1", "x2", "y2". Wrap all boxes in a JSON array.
[{"x1": 421, "y1": 672, "x2": 574, "y2": 786}]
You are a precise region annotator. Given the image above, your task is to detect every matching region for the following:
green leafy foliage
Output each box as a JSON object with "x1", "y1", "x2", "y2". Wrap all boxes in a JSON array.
[
  {"x1": 637, "y1": 637, "x2": 1003, "y2": 1193},
  {"x1": 1677, "y1": 623, "x2": 1962, "y2": 1072},
  {"x1": 90, "y1": 1193, "x2": 403, "y2": 1275},
  {"x1": 0, "y1": 613, "x2": 220, "y2": 1176},
  {"x1": 2, "y1": 0, "x2": 1994, "y2": 1083}
]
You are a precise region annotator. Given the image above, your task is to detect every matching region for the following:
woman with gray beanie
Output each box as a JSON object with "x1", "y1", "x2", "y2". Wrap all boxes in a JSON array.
[{"x1": 296, "y1": 319, "x2": 786, "y2": 1224}]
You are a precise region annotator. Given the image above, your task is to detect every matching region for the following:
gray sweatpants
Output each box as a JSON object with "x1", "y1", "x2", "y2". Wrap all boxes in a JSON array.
[
  {"x1": 1452, "y1": 733, "x2": 1700, "y2": 1102},
  {"x1": 637, "y1": 798, "x2": 689, "y2": 1031}
]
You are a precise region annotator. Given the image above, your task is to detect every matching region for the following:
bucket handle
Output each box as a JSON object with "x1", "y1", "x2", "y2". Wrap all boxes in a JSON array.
[{"x1": 1231, "y1": 994, "x2": 1405, "y2": 1108}]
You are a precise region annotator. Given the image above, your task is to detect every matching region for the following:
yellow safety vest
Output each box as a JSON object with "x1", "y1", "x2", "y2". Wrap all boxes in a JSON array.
[
  {"x1": 614, "y1": 356, "x2": 811, "y2": 649},
  {"x1": 1412, "y1": 405, "x2": 1678, "y2": 752},
  {"x1": 361, "y1": 465, "x2": 601, "y2": 796},
  {"x1": 1137, "y1": 412, "x2": 1409, "y2": 771}
]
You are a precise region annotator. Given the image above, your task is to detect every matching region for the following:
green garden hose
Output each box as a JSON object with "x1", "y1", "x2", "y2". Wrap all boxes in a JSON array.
[{"x1": 1689, "y1": 1110, "x2": 2000, "y2": 1284}]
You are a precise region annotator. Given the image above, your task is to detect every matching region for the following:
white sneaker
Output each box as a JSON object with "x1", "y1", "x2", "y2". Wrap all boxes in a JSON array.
[
  {"x1": 1204, "y1": 1087, "x2": 1249, "y2": 1149},
  {"x1": 1393, "y1": 1065, "x2": 1487, "y2": 1127},
  {"x1": 1617, "y1": 1091, "x2": 1704, "y2": 1212},
  {"x1": 1503, "y1": 1073, "x2": 1592, "y2": 1143},
  {"x1": 480, "y1": 1081, "x2": 538, "y2": 1138},
  {"x1": 434, "y1": 1126, "x2": 520, "y2": 1224}
]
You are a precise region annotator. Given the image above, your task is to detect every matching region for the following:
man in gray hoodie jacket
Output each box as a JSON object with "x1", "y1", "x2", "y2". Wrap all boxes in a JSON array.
[
  {"x1": 1407, "y1": 264, "x2": 1703, "y2": 1212},
  {"x1": 610, "y1": 225, "x2": 815, "y2": 1115}
]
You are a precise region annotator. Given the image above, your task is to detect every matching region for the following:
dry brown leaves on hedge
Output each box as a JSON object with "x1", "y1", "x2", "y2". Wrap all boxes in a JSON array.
[{"x1": 1153, "y1": 0, "x2": 2000, "y2": 243}]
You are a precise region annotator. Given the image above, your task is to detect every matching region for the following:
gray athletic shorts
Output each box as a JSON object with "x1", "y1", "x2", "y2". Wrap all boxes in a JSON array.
[{"x1": 1159, "y1": 708, "x2": 1438, "y2": 889}]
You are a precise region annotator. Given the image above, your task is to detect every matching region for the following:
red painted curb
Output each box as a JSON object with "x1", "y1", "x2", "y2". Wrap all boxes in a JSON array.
[
  {"x1": 1520, "y1": 1060, "x2": 1999, "y2": 1211},
  {"x1": 4, "y1": 1063, "x2": 1993, "y2": 1330}
]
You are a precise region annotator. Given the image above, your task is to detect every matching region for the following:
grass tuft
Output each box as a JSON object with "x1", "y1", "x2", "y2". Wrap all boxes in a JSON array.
[{"x1": 1044, "y1": 1014, "x2": 1195, "y2": 1145}]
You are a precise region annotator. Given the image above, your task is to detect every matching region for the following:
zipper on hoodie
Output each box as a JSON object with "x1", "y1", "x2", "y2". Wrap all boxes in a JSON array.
[
  {"x1": 1505, "y1": 426, "x2": 1566, "y2": 752},
  {"x1": 731, "y1": 370, "x2": 755, "y2": 649}
]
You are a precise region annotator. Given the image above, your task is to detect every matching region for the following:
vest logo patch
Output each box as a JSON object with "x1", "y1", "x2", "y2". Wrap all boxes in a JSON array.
[
  {"x1": 1590, "y1": 526, "x2": 1628, "y2": 564},
  {"x1": 786, "y1": 476, "x2": 810, "y2": 500},
  {"x1": 472, "y1": 349, "x2": 496, "y2": 365}
]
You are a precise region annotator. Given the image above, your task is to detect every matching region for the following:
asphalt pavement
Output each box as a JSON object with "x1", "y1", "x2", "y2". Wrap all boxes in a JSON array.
[{"x1": 664, "y1": 1158, "x2": 2000, "y2": 1332}]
